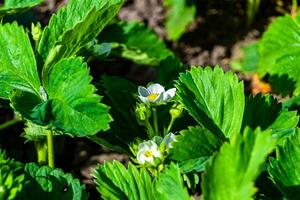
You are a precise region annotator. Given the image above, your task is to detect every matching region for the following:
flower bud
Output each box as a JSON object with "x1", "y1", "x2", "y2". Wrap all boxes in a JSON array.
[
  {"x1": 135, "y1": 103, "x2": 151, "y2": 125},
  {"x1": 169, "y1": 103, "x2": 183, "y2": 119},
  {"x1": 31, "y1": 23, "x2": 42, "y2": 43}
]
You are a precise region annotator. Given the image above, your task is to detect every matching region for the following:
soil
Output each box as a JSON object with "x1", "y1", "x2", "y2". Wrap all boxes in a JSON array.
[{"x1": 0, "y1": 0, "x2": 294, "y2": 199}]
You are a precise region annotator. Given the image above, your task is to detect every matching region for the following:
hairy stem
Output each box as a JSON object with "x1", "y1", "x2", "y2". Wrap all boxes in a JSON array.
[
  {"x1": 47, "y1": 130, "x2": 55, "y2": 168},
  {"x1": 166, "y1": 117, "x2": 176, "y2": 136},
  {"x1": 35, "y1": 141, "x2": 47, "y2": 164},
  {"x1": 145, "y1": 119, "x2": 155, "y2": 139},
  {"x1": 152, "y1": 107, "x2": 159, "y2": 136},
  {"x1": 0, "y1": 119, "x2": 20, "y2": 130}
]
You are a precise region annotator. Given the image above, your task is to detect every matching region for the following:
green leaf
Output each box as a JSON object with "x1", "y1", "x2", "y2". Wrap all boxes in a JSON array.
[
  {"x1": 242, "y1": 94, "x2": 299, "y2": 142},
  {"x1": 169, "y1": 126, "x2": 224, "y2": 173},
  {"x1": 176, "y1": 66, "x2": 245, "y2": 138},
  {"x1": 89, "y1": 76, "x2": 144, "y2": 153},
  {"x1": 202, "y1": 128, "x2": 276, "y2": 200},
  {"x1": 164, "y1": 0, "x2": 196, "y2": 41},
  {"x1": 154, "y1": 163, "x2": 191, "y2": 200},
  {"x1": 93, "y1": 161, "x2": 155, "y2": 200},
  {"x1": 268, "y1": 128, "x2": 300, "y2": 200},
  {"x1": 97, "y1": 21, "x2": 174, "y2": 66},
  {"x1": 44, "y1": 57, "x2": 112, "y2": 136},
  {"x1": 0, "y1": 149, "x2": 24, "y2": 200},
  {"x1": 0, "y1": 0, "x2": 44, "y2": 16},
  {"x1": 258, "y1": 13, "x2": 300, "y2": 95},
  {"x1": 0, "y1": 22, "x2": 40, "y2": 99},
  {"x1": 231, "y1": 42, "x2": 259, "y2": 74},
  {"x1": 20, "y1": 163, "x2": 87, "y2": 200},
  {"x1": 39, "y1": 0, "x2": 124, "y2": 83},
  {"x1": 156, "y1": 56, "x2": 185, "y2": 88}
]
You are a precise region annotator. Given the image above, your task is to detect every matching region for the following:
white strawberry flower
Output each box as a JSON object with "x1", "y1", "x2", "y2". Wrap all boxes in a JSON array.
[
  {"x1": 137, "y1": 140, "x2": 161, "y2": 165},
  {"x1": 138, "y1": 83, "x2": 176, "y2": 104}
]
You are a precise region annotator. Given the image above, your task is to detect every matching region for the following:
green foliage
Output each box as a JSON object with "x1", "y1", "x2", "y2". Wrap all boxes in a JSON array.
[
  {"x1": 176, "y1": 66, "x2": 245, "y2": 138},
  {"x1": 39, "y1": 0, "x2": 124, "y2": 83},
  {"x1": 93, "y1": 161, "x2": 154, "y2": 200},
  {"x1": 154, "y1": 163, "x2": 191, "y2": 200},
  {"x1": 90, "y1": 76, "x2": 144, "y2": 153},
  {"x1": 164, "y1": 0, "x2": 196, "y2": 41},
  {"x1": 98, "y1": 21, "x2": 174, "y2": 66},
  {"x1": 0, "y1": 0, "x2": 43, "y2": 16},
  {"x1": 93, "y1": 161, "x2": 191, "y2": 200},
  {"x1": 0, "y1": 23, "x2": 41, "y2": 99},
  {"x1": 242, "y1": 94, "x2": 299, "y2": 142},
  {"x1": 0, "y1": 150, "x2": 24, "y2": 200},
  {"x1": 231, "y1": 42, "x2": 259, "y2": 73},
  {"x1": 268, "y1": 129, "x2": 300, "y2": 200},
  {"x1": 258, "y1": 13, "x2": 300, "y2": 95},
  {"x1": 169, "y1": 126, "x2": 223, "y2": 173},
  {"x1": 202, "y1": 128, "x2": 276, "y2": 200},
  {"x1": 20, "y1": 163, "x2": 87, "y2": 200},
  {"x1": 45, "y1": 57, "x2": 112, "y2": 136}
]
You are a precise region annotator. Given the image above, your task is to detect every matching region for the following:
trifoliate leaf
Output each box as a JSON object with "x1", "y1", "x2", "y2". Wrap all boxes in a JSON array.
[
  {"x1": 154, "y1": 163, "x2": 192, "y2": 200},
  {"x1": 242, "y1": 94, "x2": 299, "y2": 142},
  {"x1": 268, "y1": 128, "x2": 300, "y2": 200},
  {"x1": 93, "y1": 161, "x2": 155, "y2": 200},
  {"x1": 258, "y1": 13, "x2": 300, "y2": 95},
  {"x1": 44, "y1": 57, "x2": 112, "y2": 136},
  {"x1": 90, "y1": 76, "x2": 144, "y2": 153},
  {"x1": 39, "y1": 0, "x2": 124, "y2": 84},
  {"x1": 0, "y1": 0, "x2": 44, "y2": 16},
  {"x1": 97, "y1": 21, "x2": 174, "y2": 66},
  {"x1": 0, "y1": 22, "x2": 41, "y2": 99},
  {"x1": 176, "y1": 66, "x2": 245, "y2": 138},
  {"x1": 202, "y1": 128, "x2": 276, "y2": 200},
  {"x1": 20, "y1": 163, "x2": 87, "y2": 200},
  {"x1": 164, "y1": 0, "x2": 196, "y2": 41},
  {"x1": 169, "y1": 126, "x2": 224, "y2": 173}
]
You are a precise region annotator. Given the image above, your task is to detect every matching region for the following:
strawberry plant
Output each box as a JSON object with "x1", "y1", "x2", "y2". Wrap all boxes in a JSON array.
[{"x1": 0, "y1": 0, "x2": 300, "y2": 199}]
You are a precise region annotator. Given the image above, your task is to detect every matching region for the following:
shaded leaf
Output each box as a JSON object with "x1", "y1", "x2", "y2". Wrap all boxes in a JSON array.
[
  {"x1": 20, "y1": 163, "x2": 87, "y2": 200},
  {"x1": 89, "y1": 76, "x2": 144, "y2": 153},
  {"x1": 268, "y1": 128, "x2": 300, "y2": 200},
  {"x1": 169, "y1": 126, "x2": 224, "y2": 173},
  {"x1": 97, "y1": 21, "x2": 174, "y2": 66}
]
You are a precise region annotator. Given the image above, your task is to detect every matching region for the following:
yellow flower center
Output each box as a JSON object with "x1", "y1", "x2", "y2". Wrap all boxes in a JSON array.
[
  {"x1": 147, "y1": 93, "x2": 159, "y2": 101},
  {"x1": 144, "y1": 150, "x2": 153, "y2": 157}
]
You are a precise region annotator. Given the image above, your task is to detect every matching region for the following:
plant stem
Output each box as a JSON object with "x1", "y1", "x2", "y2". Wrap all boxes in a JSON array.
[
  {"x1": 47, "y1": 130, "x2": 55, "y2": 168},
  {"x1": 0, "y1": 119, "x2": 20, "y2": 130},
  {"x1": 152, "y1": 107, "x2": 159, "y2": 136},
  {"x1": 166, "y1": 117, "x2": 175, "y2": 136},
  {"x1": 145, "y1": 119, "x2": 155, "y2": 139},
  {"x1": 35, "y1": 141, "x2": 47, "y2": 164}
]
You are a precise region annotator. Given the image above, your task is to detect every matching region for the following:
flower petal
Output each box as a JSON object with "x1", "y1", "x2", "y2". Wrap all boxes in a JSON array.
[
  {"x1": 165, "y1": 88, "x2": 176, "y2": 98},
  {"x1": 147, "y1": 83, "x2": 165, "y2": 94},
  {"x1": 138, "y1": 95, "x2": 150, "y2": 103},
  {"x1": 138, "y1": 86, "x2": 150, "y2": 97},
  {"x1": 152, "y1": 92, "x2": 164, "y2": 103}
]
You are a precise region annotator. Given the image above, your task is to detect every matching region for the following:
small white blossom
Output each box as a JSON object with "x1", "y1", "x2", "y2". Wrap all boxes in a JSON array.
[
  {"x1": 163, "y1": 133, "x2": 177, "y2": 149},
  {"x1": 137, "y1": 140, "x2": 161, "y2": 165},
  {"x1": 138, "y1": 83, "x2": 176, "y2": 104}
]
